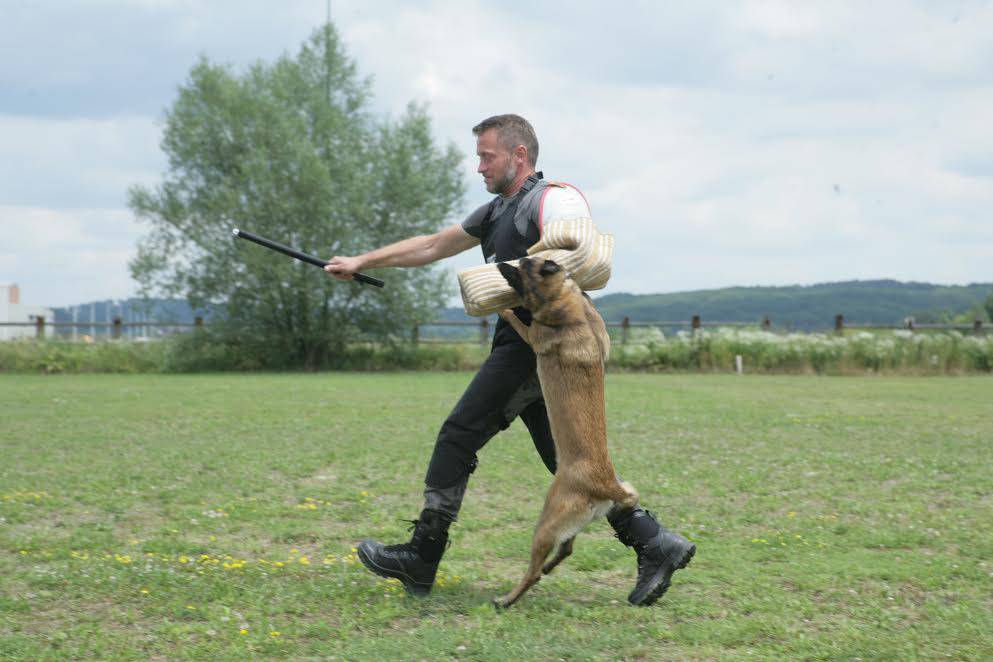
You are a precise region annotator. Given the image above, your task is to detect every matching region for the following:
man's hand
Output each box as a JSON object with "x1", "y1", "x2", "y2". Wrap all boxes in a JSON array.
[{"x1": 324, "y1": 256, "x2": 365, "y2": 281}]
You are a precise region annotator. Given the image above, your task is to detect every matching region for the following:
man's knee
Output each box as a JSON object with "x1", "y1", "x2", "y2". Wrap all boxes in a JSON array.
[{"x1": 425, "y1": 429, "x2": 480, "y2": 489}]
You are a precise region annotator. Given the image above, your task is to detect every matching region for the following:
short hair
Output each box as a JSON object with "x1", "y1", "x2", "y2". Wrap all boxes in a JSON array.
[{"x1": 472, "y1": 114, "x2": 539, "y2": 167}]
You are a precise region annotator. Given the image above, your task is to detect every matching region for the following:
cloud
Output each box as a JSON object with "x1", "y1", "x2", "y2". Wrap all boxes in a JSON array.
[
  {"x1": 0, "y1": 115, "x2": 164, "y2": 208},
  {"x1": 1, "y1": 0, "x2": 991, "y2": 308},
  {"x1": 1, "y1": 206, "x2": 142, "y2": 307}
]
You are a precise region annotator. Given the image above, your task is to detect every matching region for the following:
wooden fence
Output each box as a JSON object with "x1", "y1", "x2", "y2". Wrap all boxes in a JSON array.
[
  {"x1": 1, "y1": 314, "x2": 986, "y2": 344},
  {"x1": 0, "y1": 317, "x2": 204, "y2": 341}
]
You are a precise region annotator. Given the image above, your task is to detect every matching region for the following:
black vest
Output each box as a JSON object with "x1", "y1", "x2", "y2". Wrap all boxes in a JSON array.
[
  {"x1": 479, "y1": 172, "x2": 545, "y2": 264},
  {"x1": 479, "y1": 172, "x2": 547, "y2": 344}
]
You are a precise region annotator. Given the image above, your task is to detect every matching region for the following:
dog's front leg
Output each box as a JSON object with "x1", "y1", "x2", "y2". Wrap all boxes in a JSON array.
[{"x1": 498, "y1": 309, "x2": 532, "y2": 346}]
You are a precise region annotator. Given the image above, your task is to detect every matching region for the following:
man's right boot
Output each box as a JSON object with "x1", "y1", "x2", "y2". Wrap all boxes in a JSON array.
[
  {"x1": 608, "y1": 506, "x2": 696, "y2": 606},
  {"x1": 356, "y1": 509, "x2": 452, "y2": 595}
]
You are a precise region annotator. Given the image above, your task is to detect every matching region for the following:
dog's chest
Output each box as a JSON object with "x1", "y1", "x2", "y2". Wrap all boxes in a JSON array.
[{"x1": 533, "y1": 331, "x2": 604, "y2": 367}]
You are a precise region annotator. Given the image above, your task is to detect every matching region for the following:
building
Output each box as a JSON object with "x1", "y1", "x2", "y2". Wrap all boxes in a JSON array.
[{"x1": 0, "y1": 283, "x2": 54, "y2": 340}]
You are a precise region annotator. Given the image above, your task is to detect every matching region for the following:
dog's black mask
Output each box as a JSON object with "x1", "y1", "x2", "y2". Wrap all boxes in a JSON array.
[{"x1": 497, "y1": 261, "x2": 525, "y2": 298}]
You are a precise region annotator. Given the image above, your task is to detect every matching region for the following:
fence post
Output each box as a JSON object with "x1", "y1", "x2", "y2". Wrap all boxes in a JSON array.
[
  {"x1": 835, "y1": 314, "x2": 844, "y2": 334},
  {"x1": 480, "y1": 318, "x2": 489, "y2": 346},
  {"x1": 411, "y1": 323, "x2": 419, "y2": 345},
  {"x1": 975, "y1": 318, "x2": 983, "y2": 336},
  {"x1": 691, "y1": 315, "x2": 701, "y2": 335},
  {"x1": 113, "y1": 317, "x2": 122, "y2": 339},
  {"x1": 621, "y1": 316, "x2": 630, "y2": 345},
  {"x1": 36, "y1": 316, "x2": 45, "y2": 339},
  {"x1": 904, "y1": 317, "x2": 914, "y2": 331},
  {"x1": 762, "y1": 316, "x2": 771, "y2": 331}
]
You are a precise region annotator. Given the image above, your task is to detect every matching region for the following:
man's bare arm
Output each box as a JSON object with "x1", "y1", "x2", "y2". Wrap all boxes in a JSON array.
[{"x1": 324, "y1": 224, "x2": 479, "y2": 280}]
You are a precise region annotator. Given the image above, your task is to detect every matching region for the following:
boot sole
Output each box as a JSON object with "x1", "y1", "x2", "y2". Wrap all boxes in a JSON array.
[
  {"x1": 356, "y1": 542, "x2": 433, "y2": 596},
  {"x1": 629, "y1": 542, "x2": 696, "y2": 607}
]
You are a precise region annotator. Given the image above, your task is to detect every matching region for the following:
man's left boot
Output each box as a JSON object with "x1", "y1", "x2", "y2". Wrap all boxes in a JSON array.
[
  {"x1": 355, "y1": 508, "x2": 452, "y2": 596},
  {"x1": 607, "y1": 506, "x2": 696, "y2": 606}
]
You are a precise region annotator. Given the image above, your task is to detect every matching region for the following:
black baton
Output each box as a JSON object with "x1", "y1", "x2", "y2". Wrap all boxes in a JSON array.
[{"x1": 232, "y1": 228, "x2": 385, "y2": 288}]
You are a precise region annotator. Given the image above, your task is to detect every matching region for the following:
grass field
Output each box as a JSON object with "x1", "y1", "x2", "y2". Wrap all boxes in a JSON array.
[{"x1": 2, "y1": 373, "x2": 991, "y2": 660}]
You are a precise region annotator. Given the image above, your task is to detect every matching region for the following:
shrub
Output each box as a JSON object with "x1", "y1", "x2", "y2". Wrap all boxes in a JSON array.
[{"x1": 2, "y1": 329, "x2": 990, "y2": 375}]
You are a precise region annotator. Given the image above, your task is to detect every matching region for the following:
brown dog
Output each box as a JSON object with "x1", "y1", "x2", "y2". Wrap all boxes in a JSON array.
[{"x1": 492, "y1": 257, "x2": 639, "y2": 609}]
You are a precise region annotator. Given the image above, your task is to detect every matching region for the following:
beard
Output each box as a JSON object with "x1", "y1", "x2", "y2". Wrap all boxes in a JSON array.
[{"x1": 488, "y1": 160, "x2": 518, "y2": 195}]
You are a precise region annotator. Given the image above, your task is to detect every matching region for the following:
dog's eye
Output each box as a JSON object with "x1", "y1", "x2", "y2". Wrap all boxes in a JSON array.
[{"x1": 539, "y1": 261, "x2": 561, "y2": 276}]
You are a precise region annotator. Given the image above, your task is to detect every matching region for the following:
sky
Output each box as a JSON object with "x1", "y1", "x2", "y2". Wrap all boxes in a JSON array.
[{"x1": 2, "y1": 0, "x2": 992, "y2": 308}]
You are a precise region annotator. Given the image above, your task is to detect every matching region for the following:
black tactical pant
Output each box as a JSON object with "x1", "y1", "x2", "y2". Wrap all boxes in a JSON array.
[{"x1": 423, "y1": 328, "x2": 557, "y2": 518}]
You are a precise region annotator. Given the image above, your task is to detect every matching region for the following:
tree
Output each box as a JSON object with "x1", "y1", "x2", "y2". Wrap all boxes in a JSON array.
[{"x1": 129, "y1": 25, "x2": 465, "y2": 368}]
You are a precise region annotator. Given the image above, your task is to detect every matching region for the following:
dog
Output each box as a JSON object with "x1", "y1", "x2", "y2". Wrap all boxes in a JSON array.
[{"x1": 492, "y1": 256, "x2": 639, "y2": 609}]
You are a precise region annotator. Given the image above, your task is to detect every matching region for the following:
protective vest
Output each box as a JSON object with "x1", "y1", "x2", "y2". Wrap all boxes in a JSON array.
[
  {"x1": 478, "y1": 172, "x2": 550, "y2": 342},
  {"x1": 478, "y1": 172, "x2": 549, "y2": 264}
]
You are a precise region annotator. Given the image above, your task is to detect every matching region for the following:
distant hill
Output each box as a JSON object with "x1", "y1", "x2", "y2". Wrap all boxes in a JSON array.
[
  {"x1": 53, "y1": 280, "x2": 992, "y2": 335},
  {"x1": 588, "y1": 280, "x2": 993, "y2": 330}
]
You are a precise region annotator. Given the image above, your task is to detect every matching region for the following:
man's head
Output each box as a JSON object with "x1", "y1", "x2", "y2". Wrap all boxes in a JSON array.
[{"x1": 473, "y1": 114, "x2": 539, "y2": 195}]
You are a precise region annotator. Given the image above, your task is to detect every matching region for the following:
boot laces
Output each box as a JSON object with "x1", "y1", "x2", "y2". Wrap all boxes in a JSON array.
[{"x1": 381, "y1": 519, "x2": 421, "y2": 554}]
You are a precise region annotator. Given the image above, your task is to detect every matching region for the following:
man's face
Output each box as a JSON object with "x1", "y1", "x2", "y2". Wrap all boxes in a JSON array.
[{"x1": 476, "y1": 129, "x2": 517, "y2": 195}]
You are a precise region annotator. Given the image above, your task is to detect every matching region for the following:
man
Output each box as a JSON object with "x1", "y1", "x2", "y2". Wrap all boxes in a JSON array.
[{"x1": 325, "y1": 114, "x2": 693, "y2": 606}]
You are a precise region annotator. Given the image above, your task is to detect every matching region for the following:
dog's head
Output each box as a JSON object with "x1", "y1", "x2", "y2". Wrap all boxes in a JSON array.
[{"x1": 497, "y1": 257, "x2": 568, "y2": 314}]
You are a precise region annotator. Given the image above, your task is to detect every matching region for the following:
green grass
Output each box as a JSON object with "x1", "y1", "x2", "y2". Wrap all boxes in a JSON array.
[{"x1": 2, "y1": 373, "x2": 991, "y2": 660}]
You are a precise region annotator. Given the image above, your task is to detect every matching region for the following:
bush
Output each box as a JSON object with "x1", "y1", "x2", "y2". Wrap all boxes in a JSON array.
[
  {"x1": 609, "y1": 328, "x2": 993, "y2": 374},
  {"x1": 0, "y1": 334, "x2": 490, "y2": 374},
  {"x1": 0, "y1": 338, "x2": 166, "y2": 374},
  {"x1": 3, "y1": 329, "x2": 991, "y2": 375}
]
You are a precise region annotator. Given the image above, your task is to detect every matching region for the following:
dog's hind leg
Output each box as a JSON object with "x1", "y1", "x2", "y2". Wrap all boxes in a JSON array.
[
  {"x1": 541, "y1": 535, "x2": 575, "y2": 575},
  {"x1": 494, "y1": 493, "x2": 590, "y2": 609}
]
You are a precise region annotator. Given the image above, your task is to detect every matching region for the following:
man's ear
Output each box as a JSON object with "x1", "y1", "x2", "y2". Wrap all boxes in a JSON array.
[
  {"x1": 539, "y1": 260, "x2": 561, "y2": 276},
  {"x1": 497, "y1": 262, "x2": 525, "y2": 297},
  {"x1": 513, "y1": 144, "x2": 529, "y2": 167}
]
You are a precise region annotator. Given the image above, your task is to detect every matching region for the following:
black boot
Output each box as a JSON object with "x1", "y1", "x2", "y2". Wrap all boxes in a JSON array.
[
  {"x1": 607, "y1": 507, "x2": 695, "y2": 606},
  {"x1": 356, "y1": 509, "x2": 452, "y2": 595}
]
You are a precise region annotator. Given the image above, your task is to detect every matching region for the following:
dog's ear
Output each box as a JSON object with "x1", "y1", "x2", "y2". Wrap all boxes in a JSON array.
[
  {"x1": 497, "y1": 262, "x2": 525, "y2": 297},
  {"x1": 539, "y1": 260, "x2": 562, "y2": 277}
]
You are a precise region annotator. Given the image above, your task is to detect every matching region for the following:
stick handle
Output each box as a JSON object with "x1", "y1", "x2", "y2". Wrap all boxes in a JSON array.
[{"x1": 232, "y1": 228, "x2": 385, "y2": 288}]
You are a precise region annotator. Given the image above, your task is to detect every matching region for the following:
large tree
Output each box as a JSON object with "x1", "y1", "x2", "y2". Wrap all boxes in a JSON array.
[{"x1": 129, "y1": 25, "x2": 465, "y2": 367}]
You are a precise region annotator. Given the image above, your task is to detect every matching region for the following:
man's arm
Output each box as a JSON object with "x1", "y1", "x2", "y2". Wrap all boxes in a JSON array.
[{"x1": 324, "y1": 223, "x2": 480, "y2": 280}]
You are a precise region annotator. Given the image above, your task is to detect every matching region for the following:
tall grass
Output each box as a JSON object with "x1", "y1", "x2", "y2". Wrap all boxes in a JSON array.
[
  {"x1": 612, "y1": 328, "x2": 993, "y2": 374},
  {"x1": 610, "y1": 328, "x2": 993, "y2": 374},
  {"x1": 0, "y1": 334, "x2": 489, "y2": 374},
  {"x1": 1, "y1": 328, "x2": 990, "y2": 374}
]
